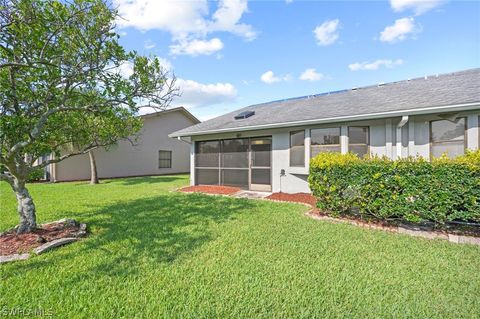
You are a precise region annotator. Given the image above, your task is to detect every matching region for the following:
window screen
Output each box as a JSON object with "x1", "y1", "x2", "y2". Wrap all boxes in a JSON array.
[
  {"x1": 221, "y1": 139, "x2": 249, "y2": 168},
  {"x1": 221, "y1": 169, "x2": 249, "y2": 188},
  {"x1": 158, "y1": 150, "x2": 172, "y2": 168},
  {"x1": 196, "y1": 169, "x2": 219, "y2": 185},
  {"x1": 311, "y1": 127, "x2": 341, "y2": 158},
  {"x1": 430, "y1": 118, "x2": 466, "y2": 158},
  {"x1": 196, "y1": 141, "x2": 220, "y2": 167},
  {"x1": 348, "y1": 127, "x2": 369, "y2": 158},
  {"x1": 290, "y1": 130, "x2": 305, "y2": 167}
]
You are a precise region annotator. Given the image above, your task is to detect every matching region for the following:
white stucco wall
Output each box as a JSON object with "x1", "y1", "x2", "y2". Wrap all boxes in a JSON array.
[
  {"x1": 190, "y1": 110, "x2": 480, "y2": 194},
  {"x1": 53, "y1": 110, "x2": 197, "y2": 181}
]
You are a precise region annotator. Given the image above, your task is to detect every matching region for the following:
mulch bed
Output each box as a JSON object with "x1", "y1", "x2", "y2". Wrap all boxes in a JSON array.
[
  {"x1": 266, "y1": 192, "x2": 317, "y2": 207},
  {"x1": 179, "y1": 185, "x2": 241, "y2": 195},
  {"x1": 0, "y1": 221, "x2": 83, "y2": 256}
]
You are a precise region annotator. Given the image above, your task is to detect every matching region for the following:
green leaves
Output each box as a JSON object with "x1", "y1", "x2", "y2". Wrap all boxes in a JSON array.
[
  {"x1": 0, "y1": 0, "x2": 177, "y2": 169},
  {"x1": 309, "y1": 151, "x2": 480, "y2": 224},
  {"x1": 0, "y1": 0, "x2": 177, "y2": 227}
]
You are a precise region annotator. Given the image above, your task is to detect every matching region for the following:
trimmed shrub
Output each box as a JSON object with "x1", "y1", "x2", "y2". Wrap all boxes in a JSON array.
[
  {"x1": 308, "y1": 150, "x2": 480, "y2": 224},
  {"x1": 27, "y1": 167, "x2": 45, "y2": 182}
]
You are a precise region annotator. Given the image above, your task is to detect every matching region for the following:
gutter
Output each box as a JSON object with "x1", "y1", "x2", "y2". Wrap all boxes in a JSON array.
[{"x1": 169, "y1": 102, "x2": 480, "y2": 138}]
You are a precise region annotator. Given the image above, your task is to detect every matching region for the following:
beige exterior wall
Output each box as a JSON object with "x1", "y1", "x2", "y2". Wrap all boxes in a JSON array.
[{"x1": 53, "y1": 109, "x2": 198, "y2": 181}]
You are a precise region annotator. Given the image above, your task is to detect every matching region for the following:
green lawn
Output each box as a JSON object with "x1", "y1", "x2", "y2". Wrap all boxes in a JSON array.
[{"x1": 1, "y1": 175, "x2": 479, "y2": 318}]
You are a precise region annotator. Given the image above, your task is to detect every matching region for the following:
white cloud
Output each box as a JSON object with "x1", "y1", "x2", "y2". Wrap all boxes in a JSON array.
[
  {"x1": 260, "y1": 70, "x2": 290, "y2": 84},
  {"x1": 115, "y1": 0, "x2": 208, "y2": 36},
  {"x1": 285, "y1": 0, "x2": 293, "y2": 4},
  {"x1": 157, "y1": 58, "x2": 173, "y2": 71},
  {"x1": 390, "y1": 0, "x2": 445, "y2": 15},
  {"x1": 313, "y1": 19, "x2": 340, "y2": 46},
  {"x1": 261, "y1": 71, "x2": 280, "y2": 84},
  {"x1": 111, "y1": 57, "x2": 173, "y2": 78},
  {"x1": 173, "y1": 79, "x2": 237, "y2": 108},
  {"x1": 169, "y1": 38, "x2": 224, "y2": 56},
  {"x1": 210, "y1": 0, "x2": 256, "y2": 41},
  {"x1": 348, "y1": 59, "x2": 404, "y2": 71},
  {"x1": 114, "y1": 0, "x2": 256, "y2": 55},
  {"x1": 299, "y1": 68, "x2": 324, "y2": 81},
  {"x1": 380, "y1": 17, "x2": 419, "y2": 43},
  {"x1": 114, "y1": 61, "x2": 134, "y2": 78},
  {"x1": 144, "y1": 39, "x2": 155, "y2": 49}
]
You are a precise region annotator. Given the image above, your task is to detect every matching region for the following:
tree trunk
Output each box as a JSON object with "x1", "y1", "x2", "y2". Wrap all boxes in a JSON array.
[
  {"x1": 12, "y1": 178, "x2": 37, "y2": 234},
  {"x1": 88, "y1": 150, "x2": 99, "y2": 184}
]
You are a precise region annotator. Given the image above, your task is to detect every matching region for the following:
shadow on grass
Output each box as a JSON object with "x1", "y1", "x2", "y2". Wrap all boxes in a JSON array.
[
  {"x1": 7, "y1": 193, "x2": 254, "y2": 279},
  {"x1": 101, "y1": 175, "x2": 187, "y2": 186}
]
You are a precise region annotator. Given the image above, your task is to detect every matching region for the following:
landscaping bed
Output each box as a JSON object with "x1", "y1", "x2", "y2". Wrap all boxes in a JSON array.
[
  {"x1": 0, "y1": 219, "x2": 86, "y2": 256},
  {"x1": 266, "y1": 192, "x2": 317, "y2": 207},
  {"x1": 179, "y1": 185, "x2": 241, "y2": 195}
]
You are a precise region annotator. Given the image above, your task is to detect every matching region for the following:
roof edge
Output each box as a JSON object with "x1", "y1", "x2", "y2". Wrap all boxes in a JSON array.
[
  {"x1": 169, "y1": 102, "x2": 480, "y2": 138},
  {"x1": 140, "y1": 106, "x2": 200, "y2": 124}
]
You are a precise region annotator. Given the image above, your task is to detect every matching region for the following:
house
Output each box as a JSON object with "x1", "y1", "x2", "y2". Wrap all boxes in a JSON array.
[
  {"x1": 170, "y1": 68, "x2": 480, "y2": 194},
  {"x1": 46, "y1": 107, "x2": 200, "y2": 182}
]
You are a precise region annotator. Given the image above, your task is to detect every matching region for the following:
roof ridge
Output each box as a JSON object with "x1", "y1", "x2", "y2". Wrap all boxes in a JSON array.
[{"x1": 246, "y1": 68, "x2": 480, "y2": 108}]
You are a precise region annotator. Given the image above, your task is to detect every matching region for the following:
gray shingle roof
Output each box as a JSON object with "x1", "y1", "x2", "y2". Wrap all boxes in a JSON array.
[{"x1": 171, "y1": 68, "x2": 480, "y2": 137}]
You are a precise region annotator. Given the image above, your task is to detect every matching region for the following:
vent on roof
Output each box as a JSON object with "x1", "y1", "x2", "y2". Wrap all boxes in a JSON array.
[{"x1": 234, "y1": 110, "x2": 255, "y2": 120}]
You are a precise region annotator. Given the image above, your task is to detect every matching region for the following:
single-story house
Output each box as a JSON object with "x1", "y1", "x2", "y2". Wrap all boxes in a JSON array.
[
  {"x1": 45, "y1": 107, "x2": 200, "y2": 182},
  {"x1": 170, "y1": 68, "x2": 480, "y2": 194}
]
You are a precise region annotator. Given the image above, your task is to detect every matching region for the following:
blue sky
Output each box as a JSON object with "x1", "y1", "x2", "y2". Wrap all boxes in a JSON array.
[{"x1": 114, "y1": 0, "x2": 480, "y2": 121}]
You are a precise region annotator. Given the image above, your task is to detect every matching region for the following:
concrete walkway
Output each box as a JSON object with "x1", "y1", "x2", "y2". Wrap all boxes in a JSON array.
[{"x1": 233, "y1": 190, "x2": 272, "y2": 199}]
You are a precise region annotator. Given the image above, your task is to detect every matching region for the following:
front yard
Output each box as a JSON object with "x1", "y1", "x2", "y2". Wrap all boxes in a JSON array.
[{"x1": 1, "y1": 175, "x2": 479, "y2": 318}]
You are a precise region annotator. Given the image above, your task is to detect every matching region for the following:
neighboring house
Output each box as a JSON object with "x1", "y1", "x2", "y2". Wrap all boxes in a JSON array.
[
  {"x1": 171, "y1": 68, "x2": 480, "y2": 194},
  {"x1": 45, "y1": 107, "x2": 200, "y2": 182}
]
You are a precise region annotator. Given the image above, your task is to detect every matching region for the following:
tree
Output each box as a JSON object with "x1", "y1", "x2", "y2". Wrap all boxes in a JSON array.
[
  {"x1": 82, "y1": 109, "x2": 143, "y2": 185},
  {"x1": 0, "y1": 0, "x2": 177, "y2": 233}
]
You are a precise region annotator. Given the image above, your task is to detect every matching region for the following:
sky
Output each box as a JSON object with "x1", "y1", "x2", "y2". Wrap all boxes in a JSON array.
[{"x1": 114, "y1": 0, "x2": 480, "y2": 121}]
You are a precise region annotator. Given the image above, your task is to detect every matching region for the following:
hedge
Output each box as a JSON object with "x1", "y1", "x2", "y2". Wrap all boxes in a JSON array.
[
  {"x1": 308, "y1": 150, "x2": 480, "y2": 224},
  {"x1": 27, "y1": 167, "x2": 45, "y2": 182}
]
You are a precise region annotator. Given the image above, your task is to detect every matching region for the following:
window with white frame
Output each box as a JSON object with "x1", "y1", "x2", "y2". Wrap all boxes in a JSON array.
[
  {"x1": 158, "y1": 150, "x2": 172, "y2": 168},
  {"x1": 290, "y1": 130, "x2": 305, "y2": 167},
  {"x1": 348, "y1": 127, "x2": 369, "y2": 158},
  {"x1": 310, "y1": 127, "x2": 341, "y2": 158},
  {"x1": 430, "y1": 118, "x2": 466, "y2": 159}
]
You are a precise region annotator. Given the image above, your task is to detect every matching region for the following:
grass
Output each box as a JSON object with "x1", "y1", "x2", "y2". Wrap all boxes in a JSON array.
[{"x1": 1, "y1": 175, "x2": 479, "y2": 318}]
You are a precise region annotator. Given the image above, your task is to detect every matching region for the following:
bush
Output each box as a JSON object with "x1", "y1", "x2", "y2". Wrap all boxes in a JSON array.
[
  {"x1": 27, "y1": 167, "x2": 45, "y2": 182},
  {"x1": 308, "y1": 150, "x2": 480, "y2": 224}
]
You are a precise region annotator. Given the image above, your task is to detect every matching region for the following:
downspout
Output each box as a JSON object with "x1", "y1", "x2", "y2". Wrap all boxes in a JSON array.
[{"x1": 396, "y1": 116, "x2": 409, "y2": 159}]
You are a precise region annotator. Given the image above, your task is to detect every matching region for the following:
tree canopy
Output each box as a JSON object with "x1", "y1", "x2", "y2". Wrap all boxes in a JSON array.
[{"x1": 0, "y1": 0, "x2": 177, "y2": 233}]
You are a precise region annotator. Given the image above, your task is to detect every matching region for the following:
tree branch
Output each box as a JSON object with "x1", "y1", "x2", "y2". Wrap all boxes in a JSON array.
[
  {"x1": 7, "y1": 106, "x2": 94, "y2": 157},
  {"x1": 0, "y1": 172, "x2": 14, "y2": 184},
  {"x1": 33, "y1": 144, "x2": 103, "y2": 170}
]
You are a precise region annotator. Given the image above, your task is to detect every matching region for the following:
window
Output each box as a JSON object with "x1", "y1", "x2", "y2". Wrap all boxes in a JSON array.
[
  {"x1": 348, "y1": 127, "x2": 369, "y2": 158},
  {"x1": 430, "y1": 118, "x2": 466, "y2": 159},
  {"x1": 158, "y1": 150, "x2": 172, "y2": 168},
  {"x1": 310, "y1": 127, "x2": 341, "y2": 158},
  {"x1": 290, "y1": 130, "x2": 305, "y2": 166}
]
